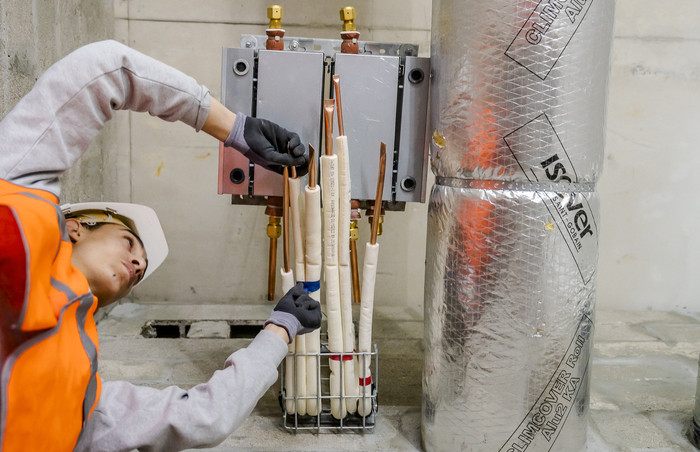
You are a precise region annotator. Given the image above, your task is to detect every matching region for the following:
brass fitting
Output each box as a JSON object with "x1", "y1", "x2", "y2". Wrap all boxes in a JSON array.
[
  {"x1": 368, "y1": 215, "x2": 383, "y2": 236},
  {"x1": 339, "y1": 6, "x2": 357, "y2": 32},
  {"x1": 267, "y1": 5, "x2": 283, "y2": 29},
  {"x1": 350, "y1": 219, "x2": 359, "y2": 241},
  {"x1": 267, "y1": 217, "x2": 282, "y2": 239}
]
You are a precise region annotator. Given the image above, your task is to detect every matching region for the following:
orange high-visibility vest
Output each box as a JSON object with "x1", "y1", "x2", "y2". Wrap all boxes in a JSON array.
[{"x1": 0, "y1": 179, "x2": 101, "y2": 451}]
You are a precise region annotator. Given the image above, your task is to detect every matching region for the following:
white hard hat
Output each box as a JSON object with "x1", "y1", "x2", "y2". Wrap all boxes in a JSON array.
[{"x1": 61, "y1": 202, "x2": 169, "y2": 284}]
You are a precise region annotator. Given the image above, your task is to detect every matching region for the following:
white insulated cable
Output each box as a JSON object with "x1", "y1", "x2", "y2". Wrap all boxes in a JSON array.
[
  {"x1": 304, "y1": 184, "x2": 322, "y2": 416},
  {"x1": 289, "y1": 176, "x2": 307, "y2": 416},
  {"x1": 336, "y1": 135, "x2": 358, "y2": 414},
  {"x1": 280, "y1": 268, "x2": 297, "y2": 415},
  {"x1": 321, "y1": 154, "x2": 346, "y2": 420},
  {"x1": 357, "y1": 242, "x2": 379, "y2": 416}
]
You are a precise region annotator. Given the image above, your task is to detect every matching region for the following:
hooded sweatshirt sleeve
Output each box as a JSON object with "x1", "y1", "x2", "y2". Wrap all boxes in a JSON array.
[
  {"x1": 75, "y1": 329, "x2": 289, "y2": 452},
  {"x1": 0, "y1": 39, "x2": 211, "y2": 196}
]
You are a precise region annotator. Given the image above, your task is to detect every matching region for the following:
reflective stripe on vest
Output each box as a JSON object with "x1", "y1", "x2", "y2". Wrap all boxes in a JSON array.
[{"x1": 51, "y1": 278, "x2": 99, "y2": 424}]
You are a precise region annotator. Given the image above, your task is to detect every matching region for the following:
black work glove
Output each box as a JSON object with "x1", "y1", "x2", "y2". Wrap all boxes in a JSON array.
[
  {"x1": 224, "y1": 112, "x2": 309, "y2": 176},
  {"x1": 264, "y1": 282, "x2": 322, "y2": 343}
]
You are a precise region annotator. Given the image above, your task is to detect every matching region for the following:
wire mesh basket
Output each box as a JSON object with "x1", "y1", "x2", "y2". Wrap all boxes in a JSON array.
[{"x1": 279, "y1": 343, "x2": 378, "y2": 433}]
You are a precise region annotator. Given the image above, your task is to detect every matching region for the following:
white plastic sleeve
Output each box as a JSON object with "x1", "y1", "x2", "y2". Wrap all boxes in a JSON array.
[
  {"x1": 280, "y1": 269, "x2": 297, "y2": 414},
  {"x1": 303, "y1": 185, "x2": 322, "y2": 416},
  {"x1": 304, "y1": 186, "x2": 322, "y2": 281},
  {"x1": 357, "y1": 243, "x2": 379, "y2": 416},
  {"x1": 289, "y1": 177, "x2": 306, "y2": 279},
  {"x1": 358, "y1": 243, "x2": 379, "y2": 353}
]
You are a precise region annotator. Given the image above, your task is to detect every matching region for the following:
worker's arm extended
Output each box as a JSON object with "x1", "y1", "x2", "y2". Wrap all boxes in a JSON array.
[
  {"x1": 0, "y1": 39, "x2": 307, "y2": 195},
  {"x1": 75, "y1": 284, "x2": 319, "y2": 452},
  {"x1": 0, "y1": 39, "x2": 212, "y2": 196},
  {"x1": 75, "y1": 328, "x2": 288, "y2": 452}
]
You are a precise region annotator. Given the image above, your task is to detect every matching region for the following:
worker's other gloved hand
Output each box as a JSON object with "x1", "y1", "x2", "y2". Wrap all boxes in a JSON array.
[
  {"x1": 264, "y1": 282, "x2": 321, "y2": 343},
  {"x1": 224, "y1": 112, "x2": 308, "y2": 176}
]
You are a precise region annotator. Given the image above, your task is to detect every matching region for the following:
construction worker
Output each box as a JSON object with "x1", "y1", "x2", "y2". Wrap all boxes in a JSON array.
[{"x1": 0, "y1": 40, "x2": 321, "y2": 451}]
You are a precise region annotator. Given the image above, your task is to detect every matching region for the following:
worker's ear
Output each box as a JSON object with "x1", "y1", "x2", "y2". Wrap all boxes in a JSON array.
[{"x1": 66, "y1": 218, "x2": 82, "y2": 243}]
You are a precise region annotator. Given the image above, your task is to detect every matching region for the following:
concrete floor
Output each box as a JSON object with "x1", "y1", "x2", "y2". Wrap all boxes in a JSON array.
[{"x1": 96, "y1": 304, "x2": 700, "y2": 451}]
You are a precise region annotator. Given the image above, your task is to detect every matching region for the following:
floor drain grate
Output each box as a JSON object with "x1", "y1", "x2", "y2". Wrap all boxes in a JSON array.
[{"x1": 141, "y1": 320, "x2": 263, "y2": 339}]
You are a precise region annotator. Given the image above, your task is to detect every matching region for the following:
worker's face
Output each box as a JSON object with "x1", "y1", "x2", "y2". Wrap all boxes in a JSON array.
[{"x1": 67, "y1": 220, "x2": 148, "y2": 308}]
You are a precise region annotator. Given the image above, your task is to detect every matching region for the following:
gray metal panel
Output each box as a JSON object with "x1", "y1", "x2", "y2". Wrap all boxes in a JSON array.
[
  {"x1": 220, "y1": 48, "x2": 255, "y2": 196},
  {"x1": 254, "y1": 49, "x2": 324, "y2": 196},
  {"x1": 396, "y1": 56, "x2": 430, "y2": 203},
  {"x1": 221, "y1": 47, "x2": 254, "y2": 115},
  {"x1": 334, "y1": 53, "x2": 398, "y2": 201}
]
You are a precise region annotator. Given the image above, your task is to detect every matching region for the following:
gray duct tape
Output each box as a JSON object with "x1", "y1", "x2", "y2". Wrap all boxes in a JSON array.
[
  {"x1": 428, "y1": 0, "x2": 615, "y2": 183},
  {"x1": 422, "y1": 184, "x2": 598, "y2": 451}
]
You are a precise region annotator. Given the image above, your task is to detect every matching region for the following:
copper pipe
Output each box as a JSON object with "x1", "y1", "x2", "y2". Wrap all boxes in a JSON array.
[
  {"x1": 338, "y1": 11, "x2": 362, "y2": 301},
  {"x1": 350, "y1": 227, "x2": 361, "y2": 303},
  {"x1": 370, "y1": 143, "x2": 386, "y2": 245},
  {"x1": 332, "y1": 75, "x2": 344, "y2": 137},
  {"x1": 308, "y1": 144, "x2": 317, "y2": 189},
  {"x1": 323, "y1": 99, "x2": 335, "y2": 156},
  {"x1": 351, "y1": 199, "x2": 362, "y2": 303},
  {"x1": 267, "y1": 225, "x2": 278, "y2": 300},
  {"x1": 282, "y1": 167, "x2": 290, "y2": 273},
  {"x1": 263, "y1": 4, "x2": 285, "y2": 301},
  {"x1": 265, "y1": 196, "x2": 283, "y2": 301}
]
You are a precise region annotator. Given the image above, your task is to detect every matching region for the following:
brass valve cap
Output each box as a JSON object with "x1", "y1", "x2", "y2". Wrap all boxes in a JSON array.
[
  {"x1": 267, "y1": 5, "x2": 283, "y2": 29},
  {"x1": 340, "y1": 6, "x2": 357, "y2": 31}
]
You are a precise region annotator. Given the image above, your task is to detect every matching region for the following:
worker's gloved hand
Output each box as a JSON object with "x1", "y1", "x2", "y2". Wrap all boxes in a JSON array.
[
  {"x1": 224, "y1": 112, "x2": 308, "y2": 176},
  {"x1": 264, "y1": 282, "x2": 321, "y2": 343}
]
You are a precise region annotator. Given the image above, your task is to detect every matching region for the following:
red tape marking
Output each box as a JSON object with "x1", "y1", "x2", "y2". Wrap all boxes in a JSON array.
[{"x1": 329, "y1": 354, "x2": 354, "y2": 361}]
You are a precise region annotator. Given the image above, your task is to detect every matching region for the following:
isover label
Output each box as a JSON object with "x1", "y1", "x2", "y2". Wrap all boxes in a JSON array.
[
  {"x1": 540, "y1": 191, "x2": 597, "y2": 285},
  {"x1": 499, "y1": 313, "x2": 593, "y2": 452},
  {"x1": 506, "y1": 113, "x2": 597, "y2": 285},
  {"x1": 504, "y1": 113, "x2": 578, "y2": 184},
  {"x1": 505, "y1": 0, "x2": 594, "y2": 80}
]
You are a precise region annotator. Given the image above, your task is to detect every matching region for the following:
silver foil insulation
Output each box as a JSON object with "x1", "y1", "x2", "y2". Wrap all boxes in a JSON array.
[
  {"x1": 424, "y1": 183, "x2": 597, "y2": 451},
  {"x1": 429, "y1": 0, "x2": 614, "y2": 183},
  {"x1": 422, "y1": 0, "x2": 615, "y2": 450}
]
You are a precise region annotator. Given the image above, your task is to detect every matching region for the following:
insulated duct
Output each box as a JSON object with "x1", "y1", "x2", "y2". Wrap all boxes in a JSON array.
[{"x1": 422, "y1": 1, "x2": 615, "y2": 451}]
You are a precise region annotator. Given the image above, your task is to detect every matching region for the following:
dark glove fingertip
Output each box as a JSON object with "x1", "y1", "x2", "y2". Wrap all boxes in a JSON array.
[{"x1": 289, "y1": 138, "x2": 303, "y2": 155}]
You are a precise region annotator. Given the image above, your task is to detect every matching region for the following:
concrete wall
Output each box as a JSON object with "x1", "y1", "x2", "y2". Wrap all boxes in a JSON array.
[
  {"x1": 0, "y1": 0, "x2": 114, "y2": 202},
  {"x1": 3, "y1": 0, "x2": 698, "y2": 312},
  {"x1": 598, "y1": 0, "x2": 700, "y2": 311}
]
